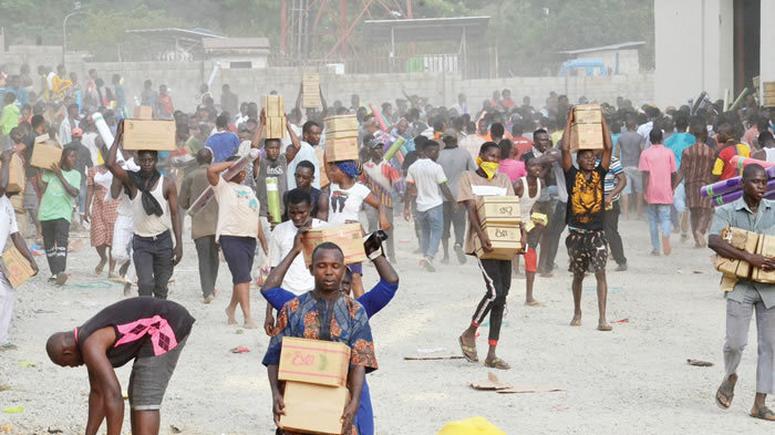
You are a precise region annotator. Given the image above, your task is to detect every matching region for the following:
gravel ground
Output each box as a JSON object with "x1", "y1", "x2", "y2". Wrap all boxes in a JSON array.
[{"x1": 0, "y1": 217, "x2": 773, "y2": 434}]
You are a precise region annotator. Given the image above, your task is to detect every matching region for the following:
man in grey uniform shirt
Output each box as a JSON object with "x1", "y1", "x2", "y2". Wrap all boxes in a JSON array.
[
  {"x1": 437, "y1": 129, "x2": 475, "y2": 264},
  {"x1": 708, "y1": 164, "x2": 775, "y2": 421}
]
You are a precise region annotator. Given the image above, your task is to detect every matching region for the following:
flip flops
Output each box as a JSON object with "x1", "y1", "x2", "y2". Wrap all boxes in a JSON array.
[
  {"x1": 458, "y1": 336, "x2": 478, "y2": 363},
  {"x1": 715, "y1": 374, "x2": 736, "y2": 409},
  {"x1": 751, "y1": 406, "x2": 775, "y2": 421},
  {"x1": 484, "y1": 357, "x2": 511, "y2": 370}
]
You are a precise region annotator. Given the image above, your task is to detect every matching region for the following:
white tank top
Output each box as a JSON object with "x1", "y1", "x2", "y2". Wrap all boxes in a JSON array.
[
  {"x1": 132, "y1": 175, "x2": 170, "y2": 237},
  {"x1": 519, "y1": 176, "x2": 541, "y2": 221},
  {"x1": 765, "y1": 148, "x2": 775, "y2": 163}
]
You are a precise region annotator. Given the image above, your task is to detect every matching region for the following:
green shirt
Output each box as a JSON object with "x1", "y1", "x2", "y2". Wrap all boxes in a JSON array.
[
  {"x1": 710, "y1": 197, "x2": 775, "y2": 308},
  {"x1": 0, "y1": 104, "x2": 19, "y2": 135},
  {"x1": 38, "y1": 170, "x2": 81, "y2": 223}
]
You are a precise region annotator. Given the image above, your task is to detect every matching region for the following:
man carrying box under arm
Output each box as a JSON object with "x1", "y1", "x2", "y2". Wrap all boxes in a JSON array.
[
  {"x1": 708, "y1": 163, "x2": 775, "y2": 422},
  {"x1": 262, "y1": 236, "x2": 378, "y2": 434}
]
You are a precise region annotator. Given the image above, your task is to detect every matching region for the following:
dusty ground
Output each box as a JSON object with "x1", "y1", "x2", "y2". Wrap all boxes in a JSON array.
[{"x1": 0, "y1": 216, "x2": 774, "y2": 434}]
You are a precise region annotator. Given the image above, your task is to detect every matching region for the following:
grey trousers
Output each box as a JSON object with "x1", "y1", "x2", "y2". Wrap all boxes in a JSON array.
[
  {"x1": 724, "y1": 291, "x2": 775, "y2": 394},
  {"x1": 194, "y1": 235, "x2": 219, "y2": 298}
]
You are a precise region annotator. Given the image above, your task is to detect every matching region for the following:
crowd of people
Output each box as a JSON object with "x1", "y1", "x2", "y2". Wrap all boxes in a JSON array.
[{"x1": 1, "y1": 60, "x2": 774, "y2": 432}]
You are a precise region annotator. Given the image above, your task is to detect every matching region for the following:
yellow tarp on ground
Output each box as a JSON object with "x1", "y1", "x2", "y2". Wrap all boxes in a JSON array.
[{"x1": 438, "y1": 416, "x2": 506, "y2": 435}]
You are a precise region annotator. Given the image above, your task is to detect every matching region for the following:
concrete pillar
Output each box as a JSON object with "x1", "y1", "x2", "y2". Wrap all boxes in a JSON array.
[{"x1": 759, "y1": 0, "x2": 775, "y2": 103}]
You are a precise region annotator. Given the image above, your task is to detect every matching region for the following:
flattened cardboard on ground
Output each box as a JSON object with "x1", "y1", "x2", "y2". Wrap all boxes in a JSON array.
[
  {"x1": 30, "y1": 141, "x2": 62, "y2": 169},
  {"x1": 278, "y1": 337, "x2": 350, "y2": 387},
  {"x1": 123, "y1": 119, "x2": 176, "y2": 151},
  {"x1": 280, "y1": 381, "x2": 349, "y2": 435},
  {"x1": 1, "y1": 244, "x2": 35, "y2": 288},
  {"x1": 470, "y1": 372, "x2": 563, "y2": 394}
]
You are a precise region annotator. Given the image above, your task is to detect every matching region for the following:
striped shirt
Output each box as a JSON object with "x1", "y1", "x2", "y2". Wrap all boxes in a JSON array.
[
  {"x1": 681, "y1": 142, "x2": 716, "y2": 209},
  {"x1": 598, "y1": 157, "x2": 624, "y2": 201}
]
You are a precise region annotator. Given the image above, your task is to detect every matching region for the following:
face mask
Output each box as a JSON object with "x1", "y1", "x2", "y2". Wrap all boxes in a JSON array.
[{"x1": 476, "y1": 156, "x2": 500, "y2": 180}]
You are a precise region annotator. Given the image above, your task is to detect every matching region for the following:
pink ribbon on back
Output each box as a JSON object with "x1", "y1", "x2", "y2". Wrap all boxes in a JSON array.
[{"x1": 114, "y1": 315, "x2": 178, "y2": 356}]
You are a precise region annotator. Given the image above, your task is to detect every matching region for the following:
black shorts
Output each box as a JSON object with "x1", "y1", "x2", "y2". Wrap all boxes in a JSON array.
[
  {"x1": 219, "y1": 235, "x2": 256, "y2": 284},
  {"x1": 565, "y1": 229, "x2": 608, "y2": 274}
]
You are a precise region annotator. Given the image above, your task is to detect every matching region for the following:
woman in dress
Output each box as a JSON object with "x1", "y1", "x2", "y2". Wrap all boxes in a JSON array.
[{"x1": 85, "y1": 155, "x2": 119, "y2": 277}]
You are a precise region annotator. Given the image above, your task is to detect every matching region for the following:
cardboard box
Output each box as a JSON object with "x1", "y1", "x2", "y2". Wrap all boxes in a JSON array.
[
  {"x1": 1, "y1": 154, "x2": 25, "y2": 193},
  {"x1": 278, "y1": 337, "x2": 350, "y2": 387},
  {"x1": 123, "y1": 119, "x2": 176, "y2": 151},
  {"x1": 302, "y1": 223, "x2": 365, "y2": 267},
  {"x1": 316, "y1": 147, "x2": 329, "y2": 188},
  {"x1": 325, "y1": 115, "x2": 359, "y2": 132},
  {"x1": 30, "y1": 141, "x2": 63, "y2": 169},
  {"x1": 325, "y1": 128, "x2": 358, "y2": 141},
  {"x1": 1, "y1": 244, "x2": 36, "y2": 288},
  {"x1": 753, "y1": 235, "x2": 775, "y2": 283},
  {"x1": 326, "y1": 137, "x2": 359, "y2": 162},
  {"x1": 477, "y1": 196, "x2": 521, "y2": 226},
  {"x1": 303, "y1": 73, "x2": 322, "y2": 108},
  {"x1": 763, "y1": 82, "x2": 775, "y2": 93},
  {"x1": 572, "y1": 104, "x2": 603, "y2": 124},
  {"x1": 281, "y1": 381, "x2": 349, "y2": 435},
  {"x1": 474, "y1": 224, "x2": 522, "y2": 260},
  {"x1": 264, "y1": 95, "x2": 285, "y2": 117},
  {"x1": 133, "y1": 105, "x2": 153, "y2": 120},
  {"x1": 714, "y1": 227, "x2": 759, "y2": 280},
  {"x1": 265, "y1": 115, "x2": 287, "y2": 140},
  {"x1": 570, "y1": 123, "x2": 604, "y2": 150}
]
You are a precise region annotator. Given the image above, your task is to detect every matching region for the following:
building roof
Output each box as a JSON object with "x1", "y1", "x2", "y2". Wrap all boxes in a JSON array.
[
  {"x1": 363, "y1": 16, "x2": 490, "y2": 43},
  {"x1": 202, "y1": 37, "x2": 270, "y2": 50},
  {"x1": 557, "y1": 41, "x2": 646, "y2": 55},
  {"x1": 125, "y1": 27, "x2": 225, "y2": 43}
]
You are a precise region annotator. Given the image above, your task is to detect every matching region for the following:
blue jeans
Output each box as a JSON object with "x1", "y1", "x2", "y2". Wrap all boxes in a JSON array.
[
  {"x1": 417, "y1": 204, "x2": 443, "y2": 260},
  {"x1": 646, "y1": 204, "x2": 672, "y2": 253}
]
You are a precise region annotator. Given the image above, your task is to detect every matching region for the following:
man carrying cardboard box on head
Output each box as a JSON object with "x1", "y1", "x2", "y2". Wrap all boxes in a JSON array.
[
  {"x1": 262, "y1": 233, "x2": 378, "y2": 434},
  {"x1": 708, "y1": 163, "x2": 775, "y2": 422}
]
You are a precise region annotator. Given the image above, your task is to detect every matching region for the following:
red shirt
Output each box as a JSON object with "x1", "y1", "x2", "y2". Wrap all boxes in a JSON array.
[
  {"x1": 511, "y1": 136, "x2": 534, "y2": 160},
  {"x1": 712, "y1": 143, "x2": 750, "y2": 180}
]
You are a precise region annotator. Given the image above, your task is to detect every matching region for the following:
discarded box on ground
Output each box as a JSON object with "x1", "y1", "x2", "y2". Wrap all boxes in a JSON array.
[
  {"x1": 264, "y1": 95, "x2": 285, "y2": 117},
  {"x1": 278, "y1": 337, "x2": 350, "y2": 387},
  {"x1": 1, "y1": 154, "x2": 25, "y2": 193},
  {"x1": 280, "y1": 381, "x2": 349, "y2": 434},
  {"x1": 30, "y1": 140, "x2": 63, "y2": 169},
  {"x1": 753, "y1": 234, "x2": 775, "y2": 283},
  {"x1": 325, "y1": 115, "x2": 359, "y2": 132},
  {"x1": 1, "y1": 244, "x2": 36, "y2": 288},
  {"x1": 301, "y1": 223, "x2": 365, "y2": 267},
  {"x1": 474, "y1": 223, "x2": 522, "y2": 260},
  {"x1": 133, "y1": 105, "x2": 153, "y2": 120},
  {"x1": 326, "y1": 137, "x2": 359, "y2": 162},
  {"x1": 477, "y1": 196, "x2": 521, "y2": 226},
  {"x1": 265, "y1": 115, "x2": 286, "y2": 140},
  {"x1": 123, "y1": 119, "x2": 176, "y2": 151}
]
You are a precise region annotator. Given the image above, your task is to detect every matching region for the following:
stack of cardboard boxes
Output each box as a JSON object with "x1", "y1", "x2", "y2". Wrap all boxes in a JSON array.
[
  {"x1": 279, "y1": 337, "x2": 351, "y2": 434},
  {"x1": 569, "y1": 104, "x2": 605, "y2": 150},
  {"x1": 474, "y1": 196, "x2": 522, "y2": 260},
  {"x1": 301, "y1": 223, "x2": 366, "y2": 266},
  {"x1": 715, "y1": 226, "x2": 775, "y2": 285},
  {"x1": 264, "y1": 95, "x2": 286, "y2": 139},
  {"x1": 324, "y1": 115, "x2": 359, "y2": 162},
  {"x1": 302, "y1": 73, "x2": 322, "y2": 108},
  {"x1": 764, "y1": 82, "x2": 775, "y2": 108}
]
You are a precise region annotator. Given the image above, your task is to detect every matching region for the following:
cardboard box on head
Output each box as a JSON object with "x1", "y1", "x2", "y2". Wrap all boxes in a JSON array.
[
  {"x1": 30, "y1": 140, "x2": 63, "y2": 170},
  {"x1": 122, "y1": 120, "x2": 176, "y2": 151}
]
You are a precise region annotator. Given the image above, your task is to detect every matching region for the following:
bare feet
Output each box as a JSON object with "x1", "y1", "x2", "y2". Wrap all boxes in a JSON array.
[
  {"x1": 597, "y1": 321, "x2": 613, "y2": 331},
  {"x1": 225, "y1": 307, "x2": 237, "y2": 325},
  {"x1": 203, "y1": 294, "x2": 215, "y2": 304},
  {"x1": 570, "y1": 313, "x2": 582, "y2": 327},
  {"x1": 244, "y1": 319, "x2": 259, "y2": 329},
  {"x1": 94, "y1": 259, "x2": 107, "y2": 275},
  {"x1": 525, "y1": 299, "x2": 542, "y2": 307},
  {"x1": 662, "y1": 236, "x2": 671, "y2": 256}
]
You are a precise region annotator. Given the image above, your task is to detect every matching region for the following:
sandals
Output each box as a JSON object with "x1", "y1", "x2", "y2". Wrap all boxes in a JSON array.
[
  {"x1": 484, "y1": 357, "x2": 511, "y2": 370},
  {"x1": 458, "y1": 336, "x2": 478, "y2": 363},
  {"x1": 751, "y1": 406, "x2": 775, "y2": 421},
  {"x1": 715, "y1": 374, "x2": 736, "y2": 409}
]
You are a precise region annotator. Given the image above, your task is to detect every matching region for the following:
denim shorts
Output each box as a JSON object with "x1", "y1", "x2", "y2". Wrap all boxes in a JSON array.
[
  {"x1": 219, "y1": 235, "x2": 256, "y2": 284},
  {"x1": 128, "y1": 336, "x2": 187, "y2": 411}
]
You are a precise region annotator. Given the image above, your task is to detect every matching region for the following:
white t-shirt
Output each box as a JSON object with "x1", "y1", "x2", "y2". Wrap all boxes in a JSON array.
[
  {"x1": 213, "y1": 177, "x2": 260, "y2": 239},
  {"x1": 0, "y1": 196, "x2": 18, "y2": 253},
  {"x1": 269, "y1": 218, "x2": 328, "y2": 294},
  {"x1": 287, "y1": 141, "x2": 320, "y2": 190},
  {"x1": 406, "y1": 158, "x2": 447, "y2": 212},
  {"x1": 328, "y1": 182, "x2": 371, "y2": 225}
]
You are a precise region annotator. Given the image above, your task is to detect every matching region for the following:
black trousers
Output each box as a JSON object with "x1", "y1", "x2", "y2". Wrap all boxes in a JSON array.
[
  {"x1": 194, "y1": 235, "x2": 219, "y2": 298},
  {"x1": 41, "y1": 218, "x2": 70, "y2": 275},
  {"x1": 604, "y1": 201, "x2": 627, "y2": 266},
  {"x1": 442, "y1": 201, "x2": 467, "y2": 247},
  {"x1": 132, "y1": 231, "x2": 174, "y2": 299},
  {"x1": 471, "y1": 258, "x2": 512, "y2": 342},
  {"x1": 538, "y1": 201, "x2": 567, "y2": 273}
]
